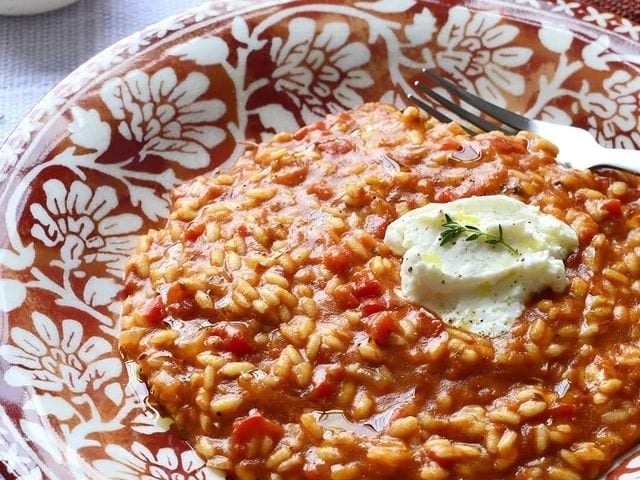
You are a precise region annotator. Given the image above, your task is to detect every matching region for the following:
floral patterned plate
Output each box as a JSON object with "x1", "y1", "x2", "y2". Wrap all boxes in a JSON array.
[{"x1": 0, "y1": 0, "x2": 639, "y2": 478}]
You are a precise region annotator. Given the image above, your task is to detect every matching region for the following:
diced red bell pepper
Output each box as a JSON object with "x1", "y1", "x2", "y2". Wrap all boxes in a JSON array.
[
  {"x1": 435, "y1": 137, "x2": 462, "y2": 152},
  {"x1": 366, "y1": 311, "x2": 398, "y2": 346},
  {"x1": 307, "y1": 182, "x2": 334, "y2": 200},
  {"x1": 309, "y1": 365, "x2": 343, "y2": 399},
  {"x1": 323, "y1": 244, "x2": 354, "y2": 275},
  {"x1": 124, "y1": 277, "x2": 139, "y2": 296},
  {"x1": 353, "y1": 269, "x2": 383, "y2": 298},
  {"x1": 602, "y1": 198, "x2": 622, "y2": 218},
  {"x1": 168, "y1": 298, "x2": 197, "y2": 319},
  {"x1": 223, "y1": 325, "x2": 254, "y2": 356},
  {"x1": 225, "y1": 332, "x2": 254, "y2": 356},
  {"x1": 364, "y1": 215, "x2": 389, "y2": 240},
  {"x1": 231, "y1": 413, "x2": 283, "y2": 453},
  {"x1": 491, "y1": 135, "x2": 526, "y2": 155},
  {"x1": 202, "y1": 184, "x2": 225, "y2": 202},
  {"x1": 237, "y1": 224, "x2": 250, "y2": 237},
  {"x1": 273, "y1": 164, "x2": 309, "y2": 186},
  {"x1": 548, "y1": 402, "x2": 577, "y2": 418},
  {"x1": 418, "y1": 309, "x2": 445, "y2": 338},
  {"x1": 333, "y1": 284, "x2": 360, "y2": 309},
  {"x1": 294, "y1": 124, "x2": 317, "y2": 141},
  {"x1": 361, "y1": 297, "x2": 387, "y2": 316},
  {"x1": 316, "y1": 138, "x2": 353, "y2": 155},
  {"x1": 210, "y1": 323, "x2": 254, "y2": 356},
  {"x1": 143, "y1": 296, "x2": 165, "y2": 325},
  {"x1": 434, "y1": 190, "x2": 454, "y2": 203},
  {"x1": 165, "y1": 282, "x2": 187, "y2": 305},
  {"x1": 185, "y1": 222, "x2": 205, "y2": 241}
]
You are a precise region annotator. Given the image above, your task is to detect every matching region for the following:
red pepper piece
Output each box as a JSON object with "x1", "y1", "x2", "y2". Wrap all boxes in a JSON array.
[
  {"x1": 316, "y1": 138, "x2": 353, "y2": 155},
  {"x1": 361, "y1": 297, "x2": 387, "y2": 316},
  {"x1": 143, "y1": 296, "x2": 165, "y2": 325},
  {"x1": 364, "y1": 215, "x2": 389, "y2": 240},
  {"x1": 231, "y1": 414, "x2": 284, "y2": 453},
  {"x1": 418, "y1": 309, "x2": 445, "y2": 338},
  {"x1": 165, "y1": 282, "x2": 187, "y2": 305},
  {"x1": 209, "y1": 322, "x2": 255, "y2": 356},
  {"x1": 333, "y1": 284, "x2": 360, "y2": 309},
  {"x1": 548, "y1": 402, "x2": 577, "y2": 418},
  {"x1": 307, "y1": 181, "x2": 334, "y2": 200},
  {"x1": 602, "y1": 198, "x2": 622, "y2": 218},
  {"x1": 185, "y1": 222, "x2": 205, "y2": 241},
  {"x1": 353, "y1": 269, "x2": 383, "y2": 298},
  {"x1": 309, "y1": 365, "x2": 343, "y2": 399},
  {"x1": 366, "y1": 311, "x2": 398, "y2": 346},
  {"x1": 224, "y1": 331, "x2": 254, "y2": 356},
  {"x1": 323, "y1": 244, "x2": 354, "y2": 275}
]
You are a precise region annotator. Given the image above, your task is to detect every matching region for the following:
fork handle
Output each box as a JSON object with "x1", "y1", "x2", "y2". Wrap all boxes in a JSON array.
[{"x1": 597, "y1": 146, "x2": 640, "y2": 175}]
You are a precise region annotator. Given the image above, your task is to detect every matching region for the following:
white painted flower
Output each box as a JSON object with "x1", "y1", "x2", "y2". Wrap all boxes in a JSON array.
[
  {"x1": 550, "y1": 0, "x2": 581, "y2": 17},
  {"x1": 153, "y1": 17, "x2": 189, "y2": 40},
  {"x1": 583, "y1": 70, "x2": 640, "y2": 148},
  {"x1": 123, "y1": 32, "x2": 153, "y2": 56},
  {"x1": 29, "y1": 179, "x2": 142, "y2": 275},
  {"x1": 379, "y1": 89, "x2": 408, "y2": 110},
  {"x1": 404, "y1": 8, "x2": 437, "y2": 46},
  {"x1": 582, "y1": 6, "x2": 614, "y2": 28},
  {"x1": 100, "y1": 67, "x2": 226, "y2": 169},
  {"x1": 191, "y1": 1, "x2": 247, "y2": 23},
  {"x1": 538, "y1": 23, "x2": 573, "y2": 54},
  {"x1": 614, "y1": 18, "x2": 640, "y2": 42},
  {"x1": 192, "y1": 6, "x2": 222, "y2": 23},
  {"x1": 93, "y1": 443, "x2": 218, "y2": 480},
  {"x1": 0, "y1": 312, "x2": 121, "y2": 393},
  {"x1": 435, "y1": 6, "x2": 533, "y2": 106},
  {"x1": 270, "y1": 17, "x2": 374, "y2": 124}
]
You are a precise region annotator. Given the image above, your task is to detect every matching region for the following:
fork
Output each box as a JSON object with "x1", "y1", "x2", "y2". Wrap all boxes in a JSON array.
[{"x1": 409, "y1": 70, "x2": 640, "y2": 175}]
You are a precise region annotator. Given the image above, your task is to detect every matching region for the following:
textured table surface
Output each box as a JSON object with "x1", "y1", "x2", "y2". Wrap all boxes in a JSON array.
[
  {"x1": 0, "y1": 0, "x2": 637, "y2": 144},
  {"x1": 585, "y1": 0, "x2": 639, "y2": 23},
  {"x1": 0, "y1": 0, "x2": 209, "y2": 143}
]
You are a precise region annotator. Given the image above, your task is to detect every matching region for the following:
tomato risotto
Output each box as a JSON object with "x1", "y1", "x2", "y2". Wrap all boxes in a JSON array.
[{"x1": 121, "y1": 103, "x2": 640, "y2": 480}]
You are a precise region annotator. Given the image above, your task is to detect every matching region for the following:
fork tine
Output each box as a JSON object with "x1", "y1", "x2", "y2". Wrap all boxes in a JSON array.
[
  {"x1": 422, "y1": 70, "x2": 532, "y2": 132},
  {"x1": 407, "y1": 94, "x2": 475, "y2": 135},
  {"x1": 407, "y1": 93, "x2": 453, "y2": 124},
  {"x1": 414, "y1": 81, "x2": 509, "y2": 134}
]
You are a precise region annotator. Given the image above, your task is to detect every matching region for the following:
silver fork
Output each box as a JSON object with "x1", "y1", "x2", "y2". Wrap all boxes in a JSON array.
[{"x1": 409, "y1": 70, "x2": 640, "y2": 174}]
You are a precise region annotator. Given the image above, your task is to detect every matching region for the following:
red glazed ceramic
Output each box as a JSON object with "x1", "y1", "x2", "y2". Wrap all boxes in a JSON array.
[{"x1": 0, "y1": 1, "x2": 639, "y2": 478}]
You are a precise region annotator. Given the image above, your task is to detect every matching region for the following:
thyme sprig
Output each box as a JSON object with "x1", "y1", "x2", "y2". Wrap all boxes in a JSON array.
[{"x1": 439, "y1": 213, "x2": 519, "y2": 255}]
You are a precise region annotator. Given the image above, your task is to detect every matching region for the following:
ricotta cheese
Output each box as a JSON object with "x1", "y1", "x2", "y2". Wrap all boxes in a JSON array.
[{"x1": 384, "y1": 195, "x2": 579, "y2": 336}]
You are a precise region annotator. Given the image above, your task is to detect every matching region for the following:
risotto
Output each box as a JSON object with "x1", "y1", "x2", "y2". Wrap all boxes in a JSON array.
[{"x1": 120, "y1": 103, "x2": 640, "y2": 480}]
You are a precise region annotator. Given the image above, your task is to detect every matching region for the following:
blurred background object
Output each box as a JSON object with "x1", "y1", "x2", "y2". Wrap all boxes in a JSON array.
[
  {"x1": 0, "y1": 0, "x2": 81, "y2": 16},
  {"x1": 0, "y1": 0, "x2": 209, "y2": 142}
]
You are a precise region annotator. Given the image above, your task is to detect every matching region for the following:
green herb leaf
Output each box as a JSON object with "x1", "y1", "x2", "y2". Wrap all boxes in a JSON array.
[{"x1": 438, "y1": 214, "x2": 519, "y2": 255}]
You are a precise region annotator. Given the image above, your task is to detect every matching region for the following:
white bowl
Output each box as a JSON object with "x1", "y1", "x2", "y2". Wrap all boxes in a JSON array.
[{"x1": 0, "y1": 0, "x2": 80, "y2": 15}]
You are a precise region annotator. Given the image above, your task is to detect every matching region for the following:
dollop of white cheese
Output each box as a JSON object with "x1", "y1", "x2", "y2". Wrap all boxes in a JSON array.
[{"x1": 384, "y1": 195, "x2": 578, "y2": 337}]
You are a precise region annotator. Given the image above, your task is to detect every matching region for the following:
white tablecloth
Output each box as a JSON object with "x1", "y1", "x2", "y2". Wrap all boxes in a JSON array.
[{"x1": 0, "y1": 0, "x2": 210, "y2": 143}]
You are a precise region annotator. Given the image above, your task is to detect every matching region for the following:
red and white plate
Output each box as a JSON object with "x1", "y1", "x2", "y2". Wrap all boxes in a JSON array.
[{"x1": 0, "y1": 0, "x2": 639, "y2": 478}]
